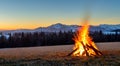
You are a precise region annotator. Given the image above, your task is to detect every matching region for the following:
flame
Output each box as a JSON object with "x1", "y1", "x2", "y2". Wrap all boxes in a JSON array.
[{"x1": 72, "y1": 22, "x2": 102, "y2": 56}]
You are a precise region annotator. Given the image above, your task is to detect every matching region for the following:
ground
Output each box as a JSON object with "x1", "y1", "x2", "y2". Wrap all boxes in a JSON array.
[{"x1": 0, "y1": 42, "x2": 119, "y2": 66}]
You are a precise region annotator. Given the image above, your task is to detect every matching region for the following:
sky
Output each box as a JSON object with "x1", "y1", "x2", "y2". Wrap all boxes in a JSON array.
[{"x1": 0, "y1": 0, "x2": 120, "y2": 30}]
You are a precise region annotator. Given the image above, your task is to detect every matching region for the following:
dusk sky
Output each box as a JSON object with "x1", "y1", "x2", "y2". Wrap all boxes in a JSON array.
[{"x1": 0, "y1": 0, "x2": 120, "y2": 30}]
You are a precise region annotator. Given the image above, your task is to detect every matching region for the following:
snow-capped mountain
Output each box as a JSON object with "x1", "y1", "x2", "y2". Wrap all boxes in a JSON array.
[
  {"x1": 35, "y1": 23, "x2": 79, "y2": 32},
  {"x1": 99, "y1": 24, "x2": 120, "y2": 31},
  {"x1": 0, "y1": 23, "x2": 120, "y2": 34}
]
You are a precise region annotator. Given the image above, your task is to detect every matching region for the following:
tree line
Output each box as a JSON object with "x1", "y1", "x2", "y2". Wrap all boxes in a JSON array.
[{"x1": 0, "y1": 30, "x2": 120, "y2": 48}]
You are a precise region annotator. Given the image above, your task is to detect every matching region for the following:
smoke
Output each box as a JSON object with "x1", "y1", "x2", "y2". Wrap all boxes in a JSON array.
[{"x1": 81, "y1": 0, "x2": 96, "y2": 25}]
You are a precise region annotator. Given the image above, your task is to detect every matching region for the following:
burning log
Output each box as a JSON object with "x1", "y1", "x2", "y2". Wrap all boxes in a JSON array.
[
  {"x1": 86, "y1": 44, "x2": 103, "y2": 55},
  {"x1": 67, "y1": 48, "x2": 78, "y2": 56},
  {"x1": 67, "y1": 42, "x2": 102, "y2": 56},
  {"x1": 68, "y1": 22, "x2": 102, "y2": 57},
  {"x1": 80, "y1": 42, "x2": 89, "y2": 56}
]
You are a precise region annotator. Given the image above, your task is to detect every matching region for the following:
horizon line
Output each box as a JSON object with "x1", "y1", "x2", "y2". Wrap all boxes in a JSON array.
[{"x1": 0, "y1": 23, "x2": 120, "y2": 31}]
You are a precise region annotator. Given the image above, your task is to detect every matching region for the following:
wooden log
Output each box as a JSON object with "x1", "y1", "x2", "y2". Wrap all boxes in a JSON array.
[
  {"x1": 67, "y1": 48, "x2": 78, "y2": 56},
  {"x1": 67, "y1": 41, "x2": 102, "y2": 56},
  {"x1": 81, "y1": 42, "x2": 89, "y2": 56},
  {"x1": 86, "y1": 44, "x2": 103, "y2": 55}
]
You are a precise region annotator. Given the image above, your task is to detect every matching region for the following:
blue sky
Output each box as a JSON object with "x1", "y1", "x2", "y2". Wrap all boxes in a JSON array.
[{"x1": 0, "y1": 0, "x2": 119, "y2": 29}]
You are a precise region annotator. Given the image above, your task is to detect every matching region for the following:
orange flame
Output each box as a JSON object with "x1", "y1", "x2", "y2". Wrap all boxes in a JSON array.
[{"x1": 72, "y1": 22, "x2": 102, "y2": 56}]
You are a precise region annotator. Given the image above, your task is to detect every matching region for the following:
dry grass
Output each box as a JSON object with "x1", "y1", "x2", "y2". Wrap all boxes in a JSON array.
[
  {"x1": 0, "y1": 42, "x2": 119, "y2": 66},
  {"x1": 0, "y1": 51, "x2": 119, "y2": 66}
]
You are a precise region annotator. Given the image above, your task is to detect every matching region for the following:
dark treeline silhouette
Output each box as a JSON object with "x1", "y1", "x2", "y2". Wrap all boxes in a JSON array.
[{"x1": 0, "y1": 30, "x2": 120, "y2": 48}]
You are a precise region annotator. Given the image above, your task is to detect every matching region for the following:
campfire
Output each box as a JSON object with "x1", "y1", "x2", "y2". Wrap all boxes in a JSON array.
[{"x1": 68, "y1": 22, "x2": 102, "y2": 57}]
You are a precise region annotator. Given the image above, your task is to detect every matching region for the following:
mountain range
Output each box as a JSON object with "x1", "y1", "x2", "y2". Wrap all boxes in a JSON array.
[{"x1": 1, "y1": 23, "x2": 120, "y2": 34}]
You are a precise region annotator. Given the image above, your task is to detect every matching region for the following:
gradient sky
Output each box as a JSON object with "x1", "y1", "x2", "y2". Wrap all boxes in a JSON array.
[{"x1": 0, "y1": 0, "x2": 120, "y2": 30}]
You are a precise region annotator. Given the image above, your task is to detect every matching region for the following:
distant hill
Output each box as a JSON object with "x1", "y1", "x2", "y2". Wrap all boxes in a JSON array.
[{"x1": 0, "y1": 23, "x2": 120, "y2": 34}]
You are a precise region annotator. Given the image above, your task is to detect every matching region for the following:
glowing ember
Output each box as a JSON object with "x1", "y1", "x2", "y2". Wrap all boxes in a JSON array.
[{"x1": 71, "y1": 22, "x2": 102, "y2": 57}]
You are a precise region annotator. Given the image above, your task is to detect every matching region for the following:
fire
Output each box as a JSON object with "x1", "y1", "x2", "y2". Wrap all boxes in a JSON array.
[{"x1": 72, "y1": 23, "x2": 102, "y2": 57}]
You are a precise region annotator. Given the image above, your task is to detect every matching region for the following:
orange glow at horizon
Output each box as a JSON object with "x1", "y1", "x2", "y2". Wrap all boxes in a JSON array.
[{"x1": 0, "y1": 17, "x2": 119, "y2": 30}]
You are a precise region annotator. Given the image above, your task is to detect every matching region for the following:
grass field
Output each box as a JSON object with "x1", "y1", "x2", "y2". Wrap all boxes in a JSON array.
[{"x1": 0, "y1": 42, "x2": 119, "y2": 66}]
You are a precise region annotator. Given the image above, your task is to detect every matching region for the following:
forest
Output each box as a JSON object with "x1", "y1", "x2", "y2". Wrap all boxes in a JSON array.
[{"x1": 0, "y1": 30, "x2": 120, "y2": 48}]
